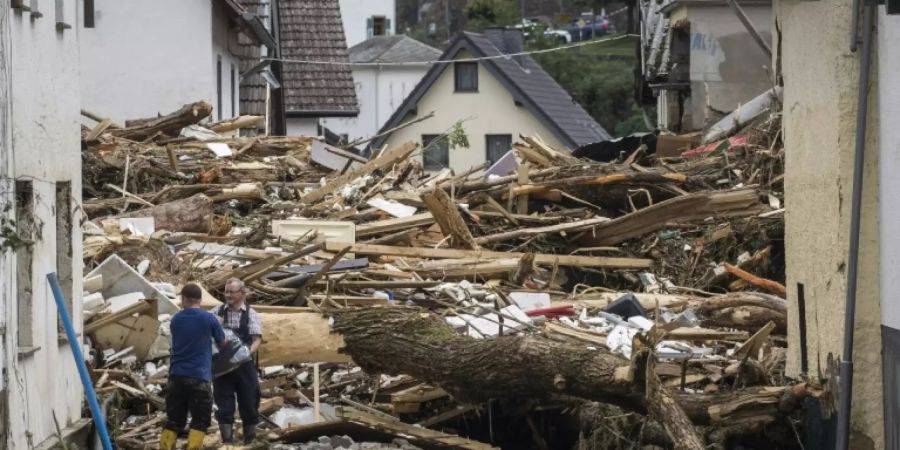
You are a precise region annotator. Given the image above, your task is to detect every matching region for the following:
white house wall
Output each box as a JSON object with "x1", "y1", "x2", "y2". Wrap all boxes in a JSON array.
[
  {"x1": 212, "y1": 3, "x2": 241, "y2": 121},
  {"x1": 286, "y1": 117, "x2": 320, "y2": 136},
  {"x1": 322, "y1": 66, "x2": 428, "y2": 142},
  {"x1": 684, "y1": 4, "x2": 772, "y2": 129},
  {"x1": 382, "y1": 51, "x2": 565, "y2": 173},
  {"x1": 79, "y1": 0, "x2": 232, "y2": 123},
  {"x1": 7, "y1": 3, "x2": 85, "y2": 449},
  {"x1": 339, "y1": 0, "x2": 395, "y2": 47}
]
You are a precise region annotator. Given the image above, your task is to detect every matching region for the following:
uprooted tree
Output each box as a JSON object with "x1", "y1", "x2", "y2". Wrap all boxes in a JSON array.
[{"x1": 321, "y1": 307, "x2": 820, "y2": 448}]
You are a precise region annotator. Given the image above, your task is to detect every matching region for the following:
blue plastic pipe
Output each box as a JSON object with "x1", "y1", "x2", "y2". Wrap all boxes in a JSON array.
[{"x1": 47, "y1": 272, "x2": 113, "y2": 450}]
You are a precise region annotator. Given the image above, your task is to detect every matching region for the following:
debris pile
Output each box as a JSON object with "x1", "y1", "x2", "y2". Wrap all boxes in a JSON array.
[{"x1": 79, "y1": 101, "x2": 814, "y2": 449}]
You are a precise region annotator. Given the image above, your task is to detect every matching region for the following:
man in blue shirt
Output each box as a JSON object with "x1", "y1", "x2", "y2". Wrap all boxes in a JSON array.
[{"x1": 160, "y1": 283, "x2": 226, "y2": 450}]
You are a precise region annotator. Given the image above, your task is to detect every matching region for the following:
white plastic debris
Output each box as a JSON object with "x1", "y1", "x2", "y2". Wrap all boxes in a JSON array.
[
  {"x1": 509, "y1": 292, "x2": 551, "y2": 311},
  {"x1": 206, "y1": 143, "x2": 233, "y2": 158},
  {"x1": 136, "y1": 260, "x2": 150, "y2": 276},
  {"x1": 606, "y1": 325, "x2": 639, "y2": 358},
  {"x1": 366, "y1": 197, "x2": 417, "y2": 218},
  {"x1": 83, "y1": 292, "x2": 106, "y2": 312},
  {"x1": 628, "y1": 315, "x2": 654, "y2": 331}
]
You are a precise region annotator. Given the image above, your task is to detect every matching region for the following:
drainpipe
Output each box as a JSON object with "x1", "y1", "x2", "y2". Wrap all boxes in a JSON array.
[{"x1": 836, "y1": 0, "x2": 876, "y2": 448}]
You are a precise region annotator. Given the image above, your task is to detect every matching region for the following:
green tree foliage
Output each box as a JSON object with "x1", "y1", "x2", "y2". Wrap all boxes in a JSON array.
[
  {"x1": 528, "y1": 35, "x2": 650, "y2": 137},
  {"x1": 465, "y1": 0, "x2": 521, "y2": 32}
]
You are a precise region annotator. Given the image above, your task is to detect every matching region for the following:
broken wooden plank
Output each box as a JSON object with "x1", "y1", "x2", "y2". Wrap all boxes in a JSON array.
[
  {"x1": 84, "y1": 300, "x2": 154, "y2": 335},
  {"x1": 583, "y1": 189, "x2": 767, "y2": 246},
  {"x1": 324, "y1": 242, "x2": 653, "y2": 269},
  {"x1": 474, "y1": 217, "x2": 609, "y2": 245},
  {"x1": 302, "y1": 142, "x2": 417, "y2": 204},
  {"x1": 724, "y1": 263, "x2": 786, "y2": 298}
]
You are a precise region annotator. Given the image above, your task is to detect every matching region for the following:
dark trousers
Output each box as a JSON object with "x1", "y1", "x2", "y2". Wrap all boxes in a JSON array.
[
  {"x1": 164, "y1": 375, "x2": 213, "y2": 432},
  {"x1": 213, "y1": 361, "x2": 260, "y2": 425}
]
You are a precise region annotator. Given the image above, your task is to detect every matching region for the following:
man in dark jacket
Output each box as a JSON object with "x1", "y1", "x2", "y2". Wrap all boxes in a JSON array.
[
  {"x1": 212, "y1": 277, "x2": 263, "y2": 444},
  {"x1": 160, "y1": 284, "x2": 226, "y2": 450}
]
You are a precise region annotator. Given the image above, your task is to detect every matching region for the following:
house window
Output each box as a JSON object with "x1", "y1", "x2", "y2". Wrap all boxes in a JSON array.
[
  {"x1": 216, "y1": 55, "x2": 223, "y2": 121},
  {"x1": 367, "y1": 16, "x2": 390, "y2": 38},
  {"x1": 55, "y1": 182, "x2": 73, "y2": 336},
  {"x1": 454, "y1": 62, "x2": 478, "y2": 92},
  {"x1": 15, "y1": 180, "x2": 34, "y2": 351},
  {"x1": 83, "y1": 0, "x2": 94, "y2": 27},
  {"x1": 422, "y1": 134, "x2": 449, "y2": 170},
  {"x1": 486, "y1": 134, "x2": 512, "y2": 164},
  {"x1": 231, "y1": 63, "x2": 236, "y2": 118}
]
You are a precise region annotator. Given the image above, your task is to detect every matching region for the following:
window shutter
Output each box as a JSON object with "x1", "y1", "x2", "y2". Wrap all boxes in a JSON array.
[{"x1": 367, "y1": 17, "x2": 374, "y2": 38}]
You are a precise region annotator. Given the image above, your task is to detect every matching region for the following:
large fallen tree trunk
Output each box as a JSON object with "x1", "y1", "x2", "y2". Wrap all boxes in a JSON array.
[
  {"x1": 101, "y1": 194, "x2": 213, "y2": 233},
  {"x1": 328, "y1": 307, "x2": 813, "y2": 427},
  {"x1": 111, "y1": 101, "x2": 213, "y2": 141}
]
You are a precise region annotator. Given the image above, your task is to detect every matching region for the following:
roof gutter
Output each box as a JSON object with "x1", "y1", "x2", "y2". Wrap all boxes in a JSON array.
[
  {"x1": 286, "y1": 110, "x2": 360, "y2": 118},
  {"x1": 221, "y1": 0, "x2": 277, "y2": 49}
]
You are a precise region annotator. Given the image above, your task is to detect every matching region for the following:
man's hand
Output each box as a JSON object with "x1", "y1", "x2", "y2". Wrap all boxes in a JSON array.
[{"x1": 249, "y1": 336, "x2": 262, "y2": 354}]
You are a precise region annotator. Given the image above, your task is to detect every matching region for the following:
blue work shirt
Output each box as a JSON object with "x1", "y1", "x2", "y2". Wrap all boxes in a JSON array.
[{"x1": 169, "y1": 308, "x2": 226, "y2": 382}]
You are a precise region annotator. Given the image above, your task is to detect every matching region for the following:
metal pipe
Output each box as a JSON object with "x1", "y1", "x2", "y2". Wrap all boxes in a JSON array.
[
  {"x1": 47, "y1": 273, "x2": 114, "y2": 450},
  {"x1": 836, "y1": 1, "x2": 876, "y2": 448}
]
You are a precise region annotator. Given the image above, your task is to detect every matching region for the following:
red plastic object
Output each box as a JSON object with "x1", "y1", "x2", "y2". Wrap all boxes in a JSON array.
[{"x1": 524, "y1": 304, "x2": 575, "y2": 318}]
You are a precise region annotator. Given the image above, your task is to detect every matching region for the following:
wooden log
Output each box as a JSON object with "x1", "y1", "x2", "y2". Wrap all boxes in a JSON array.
[
  {"x1": 323, "y1": 242, "x2": 654, "y2": 269},
  {"x1": 207, "y1": 115, "x2": 265, "y2": 133},
  {"x1": 104, "y1": 194, "x2": 213, "y2": 233},
  {"x1": 110, "y1": 101, "x2": 213, "y2": 141},
  {"x1": 420, "y1": 187, "x2": 480, "y2": 250},
  {"x1": 257, "y1": 313, "x2": 351, "y2": 365},
  {"x1": 301, "y1": 142, "x2": 417, "y2": 204},
  {"x1": 329, "y1": 307, "x2": 810, "y2": 425},
  {"x1": 701, "y1": 306, "x2": 787, "y2": 334}
]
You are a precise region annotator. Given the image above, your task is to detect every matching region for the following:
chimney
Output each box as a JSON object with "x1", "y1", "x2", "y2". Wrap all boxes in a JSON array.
[{"x1": 484, "y1": 27, "x2": 525, "y2": 65}]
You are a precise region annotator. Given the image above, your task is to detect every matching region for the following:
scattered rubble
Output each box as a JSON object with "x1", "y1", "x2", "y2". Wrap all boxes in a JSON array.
[{"x1": 78, "y1": 100, "x2": 813, "y2": 449}]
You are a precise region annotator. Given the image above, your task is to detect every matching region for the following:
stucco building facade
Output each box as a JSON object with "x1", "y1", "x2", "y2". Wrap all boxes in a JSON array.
[
  {"x1": 1, "y1": 2, "x2": 87, "y2": 448},
  {"x1": 778, "y1": 0, "x2": 900, "y2": 447}
]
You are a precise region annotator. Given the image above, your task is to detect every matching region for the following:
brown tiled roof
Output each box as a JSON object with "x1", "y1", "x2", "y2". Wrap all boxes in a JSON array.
[{"x1": 279, "y1": 0, "x2": 359, "y2": 116}]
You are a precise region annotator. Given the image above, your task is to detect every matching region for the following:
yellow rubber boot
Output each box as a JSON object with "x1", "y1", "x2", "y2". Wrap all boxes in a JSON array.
[
  {"x1": 158, "y1": 429, "x2": 177, "y2": 450},
  {"x1": 187, "y1": 429, "x2": 206, "y2": 450}
]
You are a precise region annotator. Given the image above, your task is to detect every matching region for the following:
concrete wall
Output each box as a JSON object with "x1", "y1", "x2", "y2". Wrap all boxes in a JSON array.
[
  {"x1": 6, "y1": 3, "x2": 85, "y2": 449},
  {"x1": 678, "y1": 3, "x2": 773, "y2": 129},
  {"x1": 322, "y1": 66, "x2": 429, "y2": 142},
  {"x1": 79, "y1": 0, "x2": 239, "y2": 123},
  {"x1": 339, "y1": 0, "x2": 396, "y2": 47},
  {"x1": 777, "y1": 0, "x2": 883, "y2": 447},
  {"x1": 381, "y1": 51, "x2": 564, "y2": 173}
]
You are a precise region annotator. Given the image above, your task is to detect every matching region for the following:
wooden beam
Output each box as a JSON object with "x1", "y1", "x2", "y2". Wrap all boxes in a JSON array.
[
  {"x1": 420, "y1": 187, "x2": 480, "y2": 250},
  {"x1": 356, "y1": 212, "x2": 434, "y2": 237},
  {"x1": 301, "y1": 142, "x2": 417, "y2": 204},
  {"x1": 324, "y1": 242, "x2": 653, "y2": 269}
]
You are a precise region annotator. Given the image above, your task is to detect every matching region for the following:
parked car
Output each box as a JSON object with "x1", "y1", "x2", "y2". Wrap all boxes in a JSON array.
[
  {"x1": 567, "y1": 14, "x2": 614, "y2": 42},
  {"x1": 517, "y1": 18, "x2": 573, "y2": 44}
]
